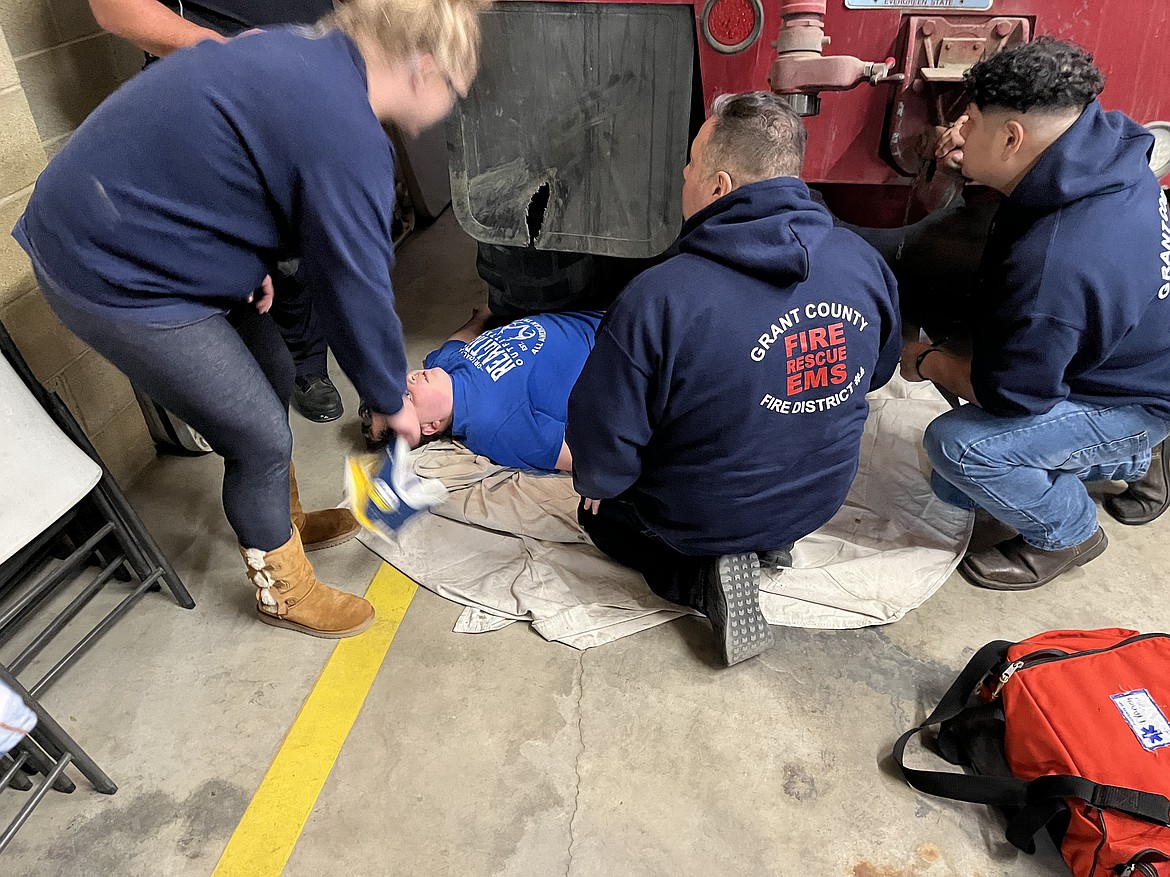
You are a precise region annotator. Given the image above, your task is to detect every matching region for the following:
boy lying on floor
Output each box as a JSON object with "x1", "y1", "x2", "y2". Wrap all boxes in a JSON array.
[{"x1": 363, "y1": 306, "x2": 602, "y2": 472}]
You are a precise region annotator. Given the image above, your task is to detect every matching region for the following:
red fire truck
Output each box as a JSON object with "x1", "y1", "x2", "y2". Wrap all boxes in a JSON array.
[{"x1": 447, "y1": 0, "x2": 1170, "y2": 319}]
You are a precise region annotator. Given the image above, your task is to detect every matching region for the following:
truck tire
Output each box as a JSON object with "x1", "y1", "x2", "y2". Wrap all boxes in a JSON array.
[{"x1": 476, "y1": 243, "x2": 668, "y2": 318}]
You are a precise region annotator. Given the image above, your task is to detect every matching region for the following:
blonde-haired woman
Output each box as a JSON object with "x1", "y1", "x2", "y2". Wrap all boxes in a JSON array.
[{"x1": 13, "y1": 0, "x2": 489, "y2": 638}]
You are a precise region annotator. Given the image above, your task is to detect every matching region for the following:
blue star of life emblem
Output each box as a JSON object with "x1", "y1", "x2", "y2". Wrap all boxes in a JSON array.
[{"x1": 1111, "y1": 690, "x2": 1170, "y2": 752}]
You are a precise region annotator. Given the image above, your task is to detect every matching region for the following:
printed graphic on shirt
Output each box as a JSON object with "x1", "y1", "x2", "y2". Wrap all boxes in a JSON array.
[
  {"x1": 1111, "y1": 688, "x2": 1170, "y2": 752},
  {"x1": 749, "y1": 301, "x2": 871, "y2": 416},
  {"x1": 1158, "y1": 190, "x2": 1170, "y2": 300},
  {"x1": 460, "y1": 319, "x2": 547, "y2": 382}
]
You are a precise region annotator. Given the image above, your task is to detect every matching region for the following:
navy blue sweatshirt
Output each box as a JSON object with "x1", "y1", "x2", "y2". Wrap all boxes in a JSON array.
[
  {"x1": 13, "y1": 28, "x2": 407, "y2": 416},
  {"x1": 158, "y1": 0, "x2": 333, "y2": 35},
  {"x1": 972, "y1": 100, "x2": 1170, "y2": 419},
  {"x1": 567, "y1": 178, "x2": 902, "y2": 555}
]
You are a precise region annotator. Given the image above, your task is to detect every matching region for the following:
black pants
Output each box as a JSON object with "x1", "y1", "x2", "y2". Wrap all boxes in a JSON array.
[
  {"x1": 580, "y1": 497, "x2": 795, "y2": 612},
  {"x1": 578, "y1": 497, "x2": 715, "y2": 612},
  {"x1": 269, "y1": 260, "x2": 329, "y2": 380}
]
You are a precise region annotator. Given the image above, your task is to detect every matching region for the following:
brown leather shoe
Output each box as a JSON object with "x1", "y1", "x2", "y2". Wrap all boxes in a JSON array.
[
  {"x1": 290, "y1": 463, "x2": 360, "y2": 550},
  {"x1": 959, "y1": 527, "x2": 1108, "y2": 591},
  {"x1": 1105, "y1": 439, "x2": 1170, "y2": 526},
  {"x1": 240, "y1": 527, "x2": 374, "y2": 638},
  {"x1": 969, "y1": 510, "x2": 1019, "y2": 552}
]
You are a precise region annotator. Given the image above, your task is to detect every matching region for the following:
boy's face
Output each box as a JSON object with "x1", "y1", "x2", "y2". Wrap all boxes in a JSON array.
[
  {"x1": 954, "y1": 103, "x2": 1020, "y2": 192},
  {"x1": 406, "y1": 367, "x2": 454, "y2": 436}
]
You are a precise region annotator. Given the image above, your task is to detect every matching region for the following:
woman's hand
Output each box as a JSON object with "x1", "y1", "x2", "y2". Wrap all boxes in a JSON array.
[
  {"x1": 248, "y1": 274, "x2": 275, "y2": 314},
  {"x1": 371, "y1": 398, "x2": 422, "y2": 447}
]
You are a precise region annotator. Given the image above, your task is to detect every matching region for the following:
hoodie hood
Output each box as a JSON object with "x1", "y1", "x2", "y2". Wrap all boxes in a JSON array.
[
  {"x1": 679, "y1": 176, "x2": 834, "y2": 287},
  {"x1": 1012, "y1": 100, "x2": 1155, "y2": 212},
  {"x1": 973, "y1": 101, "x2": 1170, "y2": 419}
]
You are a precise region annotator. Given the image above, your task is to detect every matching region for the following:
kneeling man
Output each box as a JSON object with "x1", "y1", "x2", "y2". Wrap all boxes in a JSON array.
[
  {"x1": 567, "y1": 91, "x2": 902, "y2": 666},
  {"x1": 902, "y1": 37, "x2": 1170, "y2": 591}
]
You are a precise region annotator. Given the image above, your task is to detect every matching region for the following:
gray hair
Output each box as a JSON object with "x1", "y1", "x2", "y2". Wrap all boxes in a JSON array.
[{"x1": 703, "y1": 91, "x2": 807, "y2": 184}]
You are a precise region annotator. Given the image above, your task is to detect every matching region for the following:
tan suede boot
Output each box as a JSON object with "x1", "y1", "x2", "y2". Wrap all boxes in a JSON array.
[
  {"x1": 240, "y1": 528, "x2": 375, "y2": 638},
  {"x1": 290, "y1": 463, "x2": 360, "y2": 551}
]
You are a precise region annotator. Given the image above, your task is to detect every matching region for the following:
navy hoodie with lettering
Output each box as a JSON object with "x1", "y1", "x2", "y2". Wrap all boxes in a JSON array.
[
  {"x1": 972, "y1": 100, "x2": 1170, "y2": 418},
  {"x1": 567, "y1": 177, "x2": 902, "y2": 555},
  {"x1": 12, "y1": 28, "x2": 407, "y2": 416}
]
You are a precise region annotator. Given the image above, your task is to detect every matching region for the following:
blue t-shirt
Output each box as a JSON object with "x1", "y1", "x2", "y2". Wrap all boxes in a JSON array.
[{"x1": 424, "y1": 312, "x2": 603, "y2": 472}]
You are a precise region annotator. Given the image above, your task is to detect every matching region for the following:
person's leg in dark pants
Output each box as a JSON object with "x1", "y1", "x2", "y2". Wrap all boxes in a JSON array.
[
  {"x1": 230, "y1": 303, "x2": 360, "y2": 551},
  {"x1": 39, "y1": 287, "x2": 374, "y2": 637},
  {"x1": 579, "y1": 496, "x2": 773, "y2": 666},
  {"x1": 578, "y1": 496, "x2": 708, "y2": 608},
  {"x1": 47, "y1": 298, "x2": 295, "y2": 549},
  {"x1": 269, "y1": 261, "x2": 343, "y2": 423}
]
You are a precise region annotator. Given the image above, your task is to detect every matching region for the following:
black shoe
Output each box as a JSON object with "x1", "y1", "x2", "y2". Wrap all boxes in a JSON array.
[
  {"x1": 702, "y1": 553, "x2": 773, "y2": 666},
  {"x1": 1105, "y1": 439, "x2": 1170, "y2": 526},
  {"x1": 292, "y1": 374, "x2": 344, "y2": 423},
  {"x1": 759, "y1": 544, "x2": 794, "y2": 571},
  {"x1": 959, "y1": 528, "x2": 1108, "y2": 591}
]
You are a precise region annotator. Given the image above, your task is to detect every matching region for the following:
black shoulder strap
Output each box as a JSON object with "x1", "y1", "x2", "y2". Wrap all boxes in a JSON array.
[
  {"x1": 893, "y1": 641, "x2": 1170, "y2": 853},
  {"x1": 893, "y1": 641, "x2": 1025, "y2": 808}
]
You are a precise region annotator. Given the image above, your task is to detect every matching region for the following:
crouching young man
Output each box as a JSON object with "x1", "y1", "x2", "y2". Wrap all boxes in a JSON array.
[
  {"x1": 902, "y1": 38, "x2": 1170, "y2": 591},
  {"x1": 566, "y1": 91, "x2": 902, "y2": 666}
]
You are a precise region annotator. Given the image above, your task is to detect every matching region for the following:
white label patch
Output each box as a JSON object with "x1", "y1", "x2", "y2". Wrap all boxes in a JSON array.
[{"x1": 1111, "y1": 689, "x2": 1170, "y2": 752}]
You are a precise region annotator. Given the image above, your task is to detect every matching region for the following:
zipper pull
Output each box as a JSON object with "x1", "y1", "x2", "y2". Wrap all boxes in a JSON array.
[{"x1": 990, "y1": 661, "x2": 1025, "y2": 698}]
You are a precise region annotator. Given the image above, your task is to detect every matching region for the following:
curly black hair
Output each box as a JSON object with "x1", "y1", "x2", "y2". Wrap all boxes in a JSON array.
[{"x1": 963, "y1": 36, "x2": 1105, "y2": 114}]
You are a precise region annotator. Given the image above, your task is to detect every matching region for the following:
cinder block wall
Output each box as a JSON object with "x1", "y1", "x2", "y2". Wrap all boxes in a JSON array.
[{"x1": 0, "y1": 9, "x2": 153, "y2": 484}]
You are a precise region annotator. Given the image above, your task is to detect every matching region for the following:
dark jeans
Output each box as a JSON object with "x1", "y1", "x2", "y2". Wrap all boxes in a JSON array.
[
  {"x1": 269, "y1": 260, "x2": 329, "y2": 380},
  {"x1": 578, "y1": 497, "x2": 717, "y2": 612},
  {"x1": 40, "y1": 276, "x2": 296, "y2": 551}
]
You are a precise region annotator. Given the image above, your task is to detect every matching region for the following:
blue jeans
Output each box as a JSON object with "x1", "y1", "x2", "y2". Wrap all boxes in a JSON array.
[
  {"x1": 925, "y1": 401, "x2": 1170, "y2": 551},
  {"x1": 36, "y1": 270, "x2": 296, "y2": 551}
]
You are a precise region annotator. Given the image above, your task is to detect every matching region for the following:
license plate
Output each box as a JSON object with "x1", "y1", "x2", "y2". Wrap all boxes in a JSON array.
[{"x1": 845, "y1": 0, "x2": 993, "y2": 8}]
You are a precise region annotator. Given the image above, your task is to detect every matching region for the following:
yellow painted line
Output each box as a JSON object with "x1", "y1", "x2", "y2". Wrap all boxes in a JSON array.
[{"x1": 211, "y1": 563, "x2": 418, "y2": 877}]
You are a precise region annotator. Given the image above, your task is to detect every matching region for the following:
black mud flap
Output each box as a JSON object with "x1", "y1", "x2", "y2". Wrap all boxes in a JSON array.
[{"x1": 448, "y1": 2, "x2": 695, "y2": 259}]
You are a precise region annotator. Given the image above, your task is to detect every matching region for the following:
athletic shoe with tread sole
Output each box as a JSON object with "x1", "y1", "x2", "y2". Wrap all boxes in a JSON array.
[{"x1": 704, "y1": 552, "x2": 773, "y2": 666}]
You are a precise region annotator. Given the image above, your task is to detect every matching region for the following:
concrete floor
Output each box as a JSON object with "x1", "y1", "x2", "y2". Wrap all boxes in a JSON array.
[{"x1": 3, "y1": 210, "x2": 1168, "y2": 877}]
